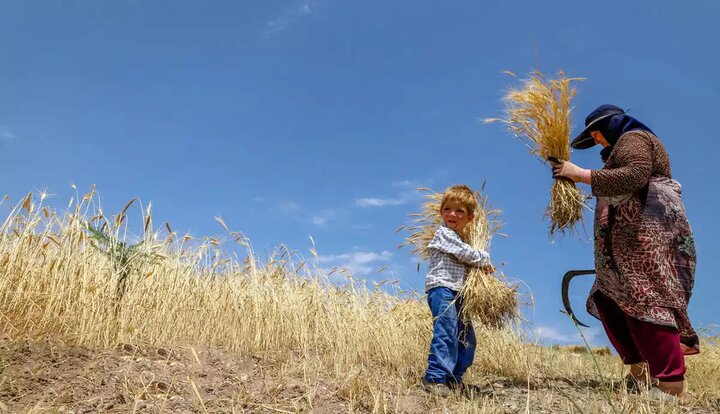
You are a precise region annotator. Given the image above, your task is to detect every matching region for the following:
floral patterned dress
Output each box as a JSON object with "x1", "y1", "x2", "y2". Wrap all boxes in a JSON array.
[{"x1": 586, "y1": 130, "x2": 699, "y2": 353}]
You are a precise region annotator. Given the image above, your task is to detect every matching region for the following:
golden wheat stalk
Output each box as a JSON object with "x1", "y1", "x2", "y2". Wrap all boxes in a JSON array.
[
  {"x1": 398, "y1": 187, "x2": 518, "y2": 326},
  {"x1": 486, "y1": 70, "x2": 587, "y2": 235}
]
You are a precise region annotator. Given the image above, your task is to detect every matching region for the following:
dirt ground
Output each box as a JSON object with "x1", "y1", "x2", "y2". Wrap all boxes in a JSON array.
[{"x1": 1, "y1": 339, "x2": 717, "y2": 413}]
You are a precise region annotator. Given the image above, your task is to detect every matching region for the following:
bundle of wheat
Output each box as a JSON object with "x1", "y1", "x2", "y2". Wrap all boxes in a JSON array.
[
  {"x1": 399, "y1": 186, "x2": 518, "y2": 326},
  {"x1": 486, "y1": 70, "x2": 587, "y2": 235}
]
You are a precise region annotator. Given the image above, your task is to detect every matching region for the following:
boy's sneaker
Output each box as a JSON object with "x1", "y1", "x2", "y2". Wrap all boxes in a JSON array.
[
  {"x1": 422, "y1": 381, "x2": 452, "y2": 397},
  {"x1": 448, "y1": 381, "x2": 494, "y2": 398}
]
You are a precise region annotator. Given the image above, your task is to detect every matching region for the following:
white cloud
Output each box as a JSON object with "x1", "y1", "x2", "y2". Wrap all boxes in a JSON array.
[
  {"x1": 276, "y1": 201, "x2": 301, "y2": 213},
  {"x1": 311, "y1": 215, "x2": 329, "y2": 226},
  {"x1": 272, "y1": 203, "x2": 346, "y2": 227},
  {"x1": 392, "y1": 179, "x2": 430, "y2": 189},
  {"x1": 351, "y1": 223, "x2": 375, "y2": 231},
  {"x1": 266, "y1": 0, "x2": 328, "y2": 34},
  {"x1": 355, "y1": 178, "x2": 432, "y2": 208},
  {"x1": 355, "y1": 197, "x2": 406, "y2": 207},
  {"x1": 0, "y1": 126, "x2": 17, "y2": 144},
  {"x1": 534, "y1": 325, "x2": 603, "y2": 346},
  {"x1": 310, "y1": 208, "x2": 345, "y2": 226},
  {"x1": 317, "y1": 250, "x2": 393, "y2": 276}
]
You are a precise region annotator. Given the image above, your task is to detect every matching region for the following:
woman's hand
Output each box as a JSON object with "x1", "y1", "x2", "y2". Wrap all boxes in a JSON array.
[{"x1": 551, "y1": 159, "x2": 592, "y2": 184}]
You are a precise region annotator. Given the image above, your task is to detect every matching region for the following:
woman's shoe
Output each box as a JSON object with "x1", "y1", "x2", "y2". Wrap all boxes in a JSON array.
[
  {"x1": 624, "y1": 374, "x2": 654, "y2": 394},
  {"x1": 624, "y1": 372, "x2": 657, "y2": 394},
  {"x1": 647, "y1": 387, "x2": 690, "y2": 405},
  {"x1": 624, "y1": 374, "x2": 643, "y2": 394},
  {"x1": 648, "y1": 386, "x2": 676, "y2": 402}
]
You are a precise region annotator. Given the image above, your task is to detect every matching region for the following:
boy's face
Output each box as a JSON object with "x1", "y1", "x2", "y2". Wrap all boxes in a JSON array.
[{"x1": 441, "y1": 200, "x2": 474, "y2": 232}]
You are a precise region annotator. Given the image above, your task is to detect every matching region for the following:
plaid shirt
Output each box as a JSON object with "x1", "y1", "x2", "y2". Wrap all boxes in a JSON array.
[{"x1": 425, "y1": 224, "x2": 491, "y2": 292}]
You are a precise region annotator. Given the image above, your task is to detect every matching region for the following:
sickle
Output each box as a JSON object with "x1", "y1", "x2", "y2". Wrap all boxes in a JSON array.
[{"x1": 561, "y1": 270, "x2": 596, "y2": 328}]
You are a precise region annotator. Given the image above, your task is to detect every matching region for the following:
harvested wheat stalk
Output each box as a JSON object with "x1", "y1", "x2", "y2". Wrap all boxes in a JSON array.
[
  {"x1": 398, "y1": 187, "x2": 518, "y2": 326},
  {"x1": 486, "y1": 70, "x2": 587, "y2": 236}
]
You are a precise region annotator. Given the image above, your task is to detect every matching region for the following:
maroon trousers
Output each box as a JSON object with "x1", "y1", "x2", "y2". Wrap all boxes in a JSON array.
[{"x1": 594, "y1": 292, "x2": 686, "y2": 382}]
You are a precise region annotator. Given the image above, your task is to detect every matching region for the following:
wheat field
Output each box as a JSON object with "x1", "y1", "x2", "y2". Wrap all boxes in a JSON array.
[{"x1": 0, "y1": 188, "x2": 718, "y2": 413}]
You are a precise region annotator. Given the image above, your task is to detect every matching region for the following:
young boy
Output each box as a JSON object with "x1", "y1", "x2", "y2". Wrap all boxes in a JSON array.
[{"x1": 423, "y1": 185, "x2": 494, "y2": 396}]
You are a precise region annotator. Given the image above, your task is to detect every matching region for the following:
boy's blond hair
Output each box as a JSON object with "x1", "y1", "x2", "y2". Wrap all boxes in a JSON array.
[{"x1": 440, "y1": 185, "x2": 478, "y2": 216}]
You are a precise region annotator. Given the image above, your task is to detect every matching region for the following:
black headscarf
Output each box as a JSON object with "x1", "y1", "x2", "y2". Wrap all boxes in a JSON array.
[{"x1": 594, "y1": 113, "x2": 654, "y2": 162}]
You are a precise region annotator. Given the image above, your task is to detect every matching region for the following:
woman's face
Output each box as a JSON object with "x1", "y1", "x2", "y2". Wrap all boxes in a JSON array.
[{"x1": 590, "y1": 130, "x2": 610, "y2": 148}]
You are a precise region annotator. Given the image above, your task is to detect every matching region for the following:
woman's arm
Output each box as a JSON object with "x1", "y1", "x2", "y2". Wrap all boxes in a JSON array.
[
  {"x1": 552, "y1": 133, "x2": 654, "y2": 196},
  {"x1": 591, "y1": 134, "x2": 653, "y2": 197}
]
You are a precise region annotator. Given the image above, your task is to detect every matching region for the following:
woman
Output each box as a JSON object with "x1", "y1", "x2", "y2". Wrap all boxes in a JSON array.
[{"x1": 552, "y1": 104, "x2": 698, "y2": 401}]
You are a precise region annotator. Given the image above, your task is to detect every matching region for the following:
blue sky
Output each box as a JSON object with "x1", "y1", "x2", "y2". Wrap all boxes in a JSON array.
[{"x1": 1, "y1": 1, "x2": 718, "y2": 346}]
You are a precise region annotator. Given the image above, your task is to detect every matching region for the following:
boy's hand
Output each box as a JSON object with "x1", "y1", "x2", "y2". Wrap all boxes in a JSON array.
[{"x1": 480, "y1": 263, "x2": 495, "y2": 274}]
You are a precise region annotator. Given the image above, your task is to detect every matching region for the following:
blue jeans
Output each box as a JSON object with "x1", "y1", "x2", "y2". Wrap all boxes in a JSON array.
[{"x1": 424, "y1": 287, "x2": 476, "y2": 384}]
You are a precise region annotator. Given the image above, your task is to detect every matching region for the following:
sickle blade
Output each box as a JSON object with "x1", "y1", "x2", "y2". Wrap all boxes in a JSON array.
[{"x1": 561, "y1": 270, "x2": 596, "y2": 328}]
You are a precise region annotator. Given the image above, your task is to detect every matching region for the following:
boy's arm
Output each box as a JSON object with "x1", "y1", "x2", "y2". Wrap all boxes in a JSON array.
[{"x1": 428, "y1": 227, "x2": 491, "y2": 268}]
